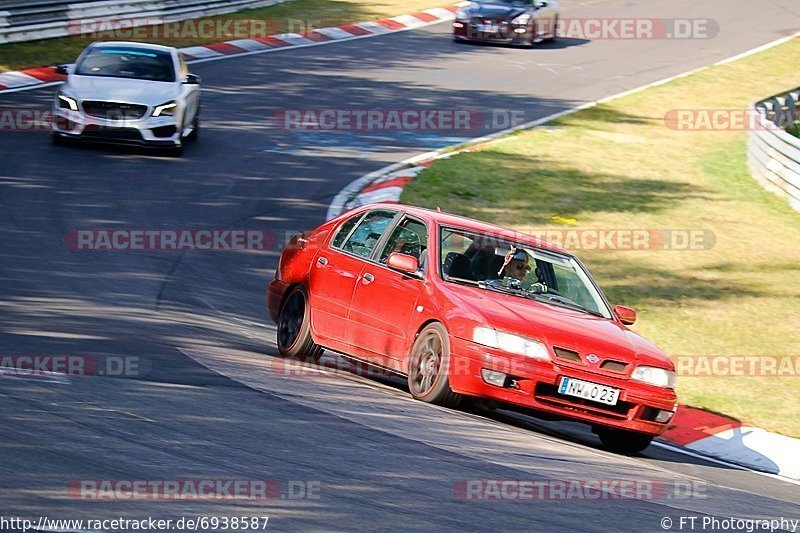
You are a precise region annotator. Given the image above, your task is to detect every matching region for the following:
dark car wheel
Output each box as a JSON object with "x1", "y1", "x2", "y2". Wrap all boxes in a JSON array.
[
  {"x1": 277, "y1": 287, "x2": 323, "y2": 361},
  {"x1": 187, "y1": 113, "x2": 199, "y2": 141},
  {"x1": 166, "y1": 145, "x2": 184, "y2": 157},
  {"x1": 408, "y1": 323, "x2": 461, "y2": 407},
  {"x1": 51, "y1": 132, "x2": 69, "y2": 146},
  {"x1": 544, "y1": 16, "x2": 558, "y2": 42},
  {"x1": 596, "y1": 427, "x2": 654, "y2": 454}
]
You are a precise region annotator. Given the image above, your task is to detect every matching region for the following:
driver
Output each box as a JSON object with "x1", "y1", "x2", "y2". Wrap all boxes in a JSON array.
[{"x1": 499, "y1": 248, "x2": 530, "y2": 281}]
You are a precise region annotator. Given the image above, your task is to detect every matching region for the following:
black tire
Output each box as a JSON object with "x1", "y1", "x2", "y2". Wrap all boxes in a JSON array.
[
  {"x1": 525, "y1": 23, "x2": 537, "y2": 47},
  {"x1": 164, "y1": 143, "x2": 184, "y2": 157},
  {"x1": 277, "y1": 286, "x2": 323, "y2": 362},
  {"x1": 596, "y1": 428, "x2": 653, "y2": 454},
  {"x1": 186, "y1": 113, "x2": 199, "y2": 141},
  {"x1": 51, "y1": 132, "x2": 67, "y2": 146},
  {"x1": 463, "y1": 397, "x2": 498, "y2": 416},
  {"x1": 544, "y1": 16, "x2": 558, "y2": 42},
  {"x1": 407, "y1": 323, "x2": 461, "y2": 407}
]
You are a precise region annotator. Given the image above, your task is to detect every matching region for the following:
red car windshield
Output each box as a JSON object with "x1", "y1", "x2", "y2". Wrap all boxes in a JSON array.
[{"x1": 439, "y1": 227, "x2": 612, "y2": 318}]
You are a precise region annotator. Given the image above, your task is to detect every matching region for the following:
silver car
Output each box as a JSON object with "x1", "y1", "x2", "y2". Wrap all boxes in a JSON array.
[{"x1": 52, "y1": 41, "x2": 201, "y2": 155}]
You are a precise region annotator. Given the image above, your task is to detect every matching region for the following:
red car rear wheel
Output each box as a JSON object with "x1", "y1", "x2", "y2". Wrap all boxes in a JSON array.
[{"x1": 277, "y1": 286, "x2": 322, "y2": 361}]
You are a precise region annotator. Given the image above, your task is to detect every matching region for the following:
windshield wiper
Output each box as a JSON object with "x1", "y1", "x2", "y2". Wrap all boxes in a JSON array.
[
  {"x1": 445, "y1": 276, "x2": 481, "y2": 287},
  {"x1": 527, "y1": 292, "x2": 606, "y2": 318},
  {"x1": 478, "y1": 279, "x2": 528, "y2": 296}
]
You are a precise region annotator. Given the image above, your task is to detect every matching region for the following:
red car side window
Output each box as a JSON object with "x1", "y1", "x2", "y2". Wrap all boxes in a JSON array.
[
  {"x1": 331, "y1": 213, "x2": 364, "y2": 249},
  {"x1": 336, "y1": 210, "x2": 397, "y2": 259},
  {"x1": 378, "y1": 218, "x2": 427, "y2": 264}
]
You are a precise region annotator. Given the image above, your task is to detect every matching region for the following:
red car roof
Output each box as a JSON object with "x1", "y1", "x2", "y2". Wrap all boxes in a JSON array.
[{"x1": 365, "y1": 202, "x2": 571, "y2": 256}]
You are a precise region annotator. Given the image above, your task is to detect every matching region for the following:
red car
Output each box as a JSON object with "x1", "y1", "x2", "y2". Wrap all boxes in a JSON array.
[{"x1": 267, "y1": 204, "x2": 678, "y2": 453}]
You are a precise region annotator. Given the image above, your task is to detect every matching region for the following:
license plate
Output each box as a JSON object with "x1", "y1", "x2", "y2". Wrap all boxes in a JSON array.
[
  {"x1": 477, "y1": 23, "x2": 500, "y2": 33},
  {"x1": 558, "y1": 377, "x2": 620, "y2": 406}
]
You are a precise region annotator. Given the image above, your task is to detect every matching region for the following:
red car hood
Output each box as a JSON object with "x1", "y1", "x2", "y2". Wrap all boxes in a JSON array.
[{"x1": 444, "y1": 283, "x2": 673, "y2": 370}]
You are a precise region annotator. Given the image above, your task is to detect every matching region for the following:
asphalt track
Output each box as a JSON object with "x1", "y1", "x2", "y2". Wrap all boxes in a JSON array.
[{"x1": 1, "y1": 0, "x2": 800, "y2": 530}]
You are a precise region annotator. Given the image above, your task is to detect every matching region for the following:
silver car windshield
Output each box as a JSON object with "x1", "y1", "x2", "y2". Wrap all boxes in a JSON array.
[
  {"x1": 440, "y1": 227, "x2": 612, "y2": 318},
  {"x1": 75, "y1": 47, "x2": 176, "y2": 82}
]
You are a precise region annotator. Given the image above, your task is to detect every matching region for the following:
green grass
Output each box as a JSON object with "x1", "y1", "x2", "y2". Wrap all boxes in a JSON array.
[
  {"x1": 0, "y1": 0, "x2": 449, "y2": 72},
  {"x1": 403, "y1": 38, "x2": 800, "y2": 437}
]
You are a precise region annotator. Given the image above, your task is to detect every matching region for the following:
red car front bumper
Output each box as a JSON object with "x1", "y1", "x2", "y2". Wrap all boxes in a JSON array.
[{"x1": 448, "y1": 336, "x2": 677, "y2": 436}]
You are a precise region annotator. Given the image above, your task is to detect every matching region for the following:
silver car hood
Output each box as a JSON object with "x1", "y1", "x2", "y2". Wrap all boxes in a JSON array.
[{"x1": 64, "y1": 75, "x2": 179, "y2": 106}]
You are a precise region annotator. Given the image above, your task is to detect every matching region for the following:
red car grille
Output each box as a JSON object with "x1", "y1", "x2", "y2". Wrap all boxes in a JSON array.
[
  {"x1": 553, "y1": 347, "x2": 581, "y2": 363},
  {"x1": 553, "y1": 346, "x2": 631, "y2": 375},
  {"x1": 600, "y1": 360, "x2": 629, "y2": 373}
]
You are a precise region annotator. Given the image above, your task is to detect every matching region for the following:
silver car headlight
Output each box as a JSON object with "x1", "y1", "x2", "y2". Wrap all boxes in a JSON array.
[
  {"x1": 473, "y1": 327, "x2": 550, "y2": 361},
  {"x1": 58, "y1": 94, "x2": 78, "y2": 111},
  {"x1": 455, "y1": 8, "x2": 469, "y2": 20},
  {"x1": 630, "y1": 366, "x2": 677, "y2": 389},
  {"x1": 153, "y1": 101, "x2": 178, "y2": 117}
]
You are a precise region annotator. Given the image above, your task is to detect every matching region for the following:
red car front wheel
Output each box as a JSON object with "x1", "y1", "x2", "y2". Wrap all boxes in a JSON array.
[
  {"x1": 408, "y1": 323, "x2": 461, "y2": 407},
  {"x1": 596, "y1": 427, "x2": 654, "y2": 454}
]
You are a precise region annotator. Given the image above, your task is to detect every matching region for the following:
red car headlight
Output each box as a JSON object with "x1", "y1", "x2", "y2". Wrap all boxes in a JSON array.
[
  {"x1": 473, "y1": 327, "x2": 550, "y2": 361},
  {"x1": 631, "y1": 366, "x2": 677, "y2": 389}
]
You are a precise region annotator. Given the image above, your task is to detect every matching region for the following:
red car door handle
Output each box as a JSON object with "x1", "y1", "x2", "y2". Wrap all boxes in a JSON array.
[
  {"x1": 317, "y1": 256, "x2": 328, "y2": 267},
  {"x1": 362, "y1": 273, "x2": 375, "y2": 285}
]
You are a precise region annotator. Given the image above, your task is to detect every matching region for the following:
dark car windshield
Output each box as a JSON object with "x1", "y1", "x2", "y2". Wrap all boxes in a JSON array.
[
  {"x1": 478, "y1": 0, "x2": 534, "y2": 5},
  {"x1": 75, "y1": 47, "x2": 176, "y2": 82},
  {"x1": 440, "y1": 227, "x2": 612, "y2": 318}
]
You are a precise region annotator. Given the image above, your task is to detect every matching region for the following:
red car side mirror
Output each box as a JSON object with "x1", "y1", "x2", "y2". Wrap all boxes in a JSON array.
[
  {"x1": 386, "y1": 252, "x2": 419, "y2": 274},
  {"x1": 614, "y1": 305, "x2": 637, "y2": 325}
]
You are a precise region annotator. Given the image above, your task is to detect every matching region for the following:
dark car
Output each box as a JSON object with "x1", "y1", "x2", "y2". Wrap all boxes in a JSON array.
[{"x1": 453, "y1": 0, "x2": 560, "y2": 47}]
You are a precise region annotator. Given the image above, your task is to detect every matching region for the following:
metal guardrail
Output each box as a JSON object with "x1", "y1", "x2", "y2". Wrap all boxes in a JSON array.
[
  {"x1": 748, "y1": 88, "x2": 800, "y2": 212},
  {"x1": 0, "y1": 0, "x2": 289, "y2": 44}
]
